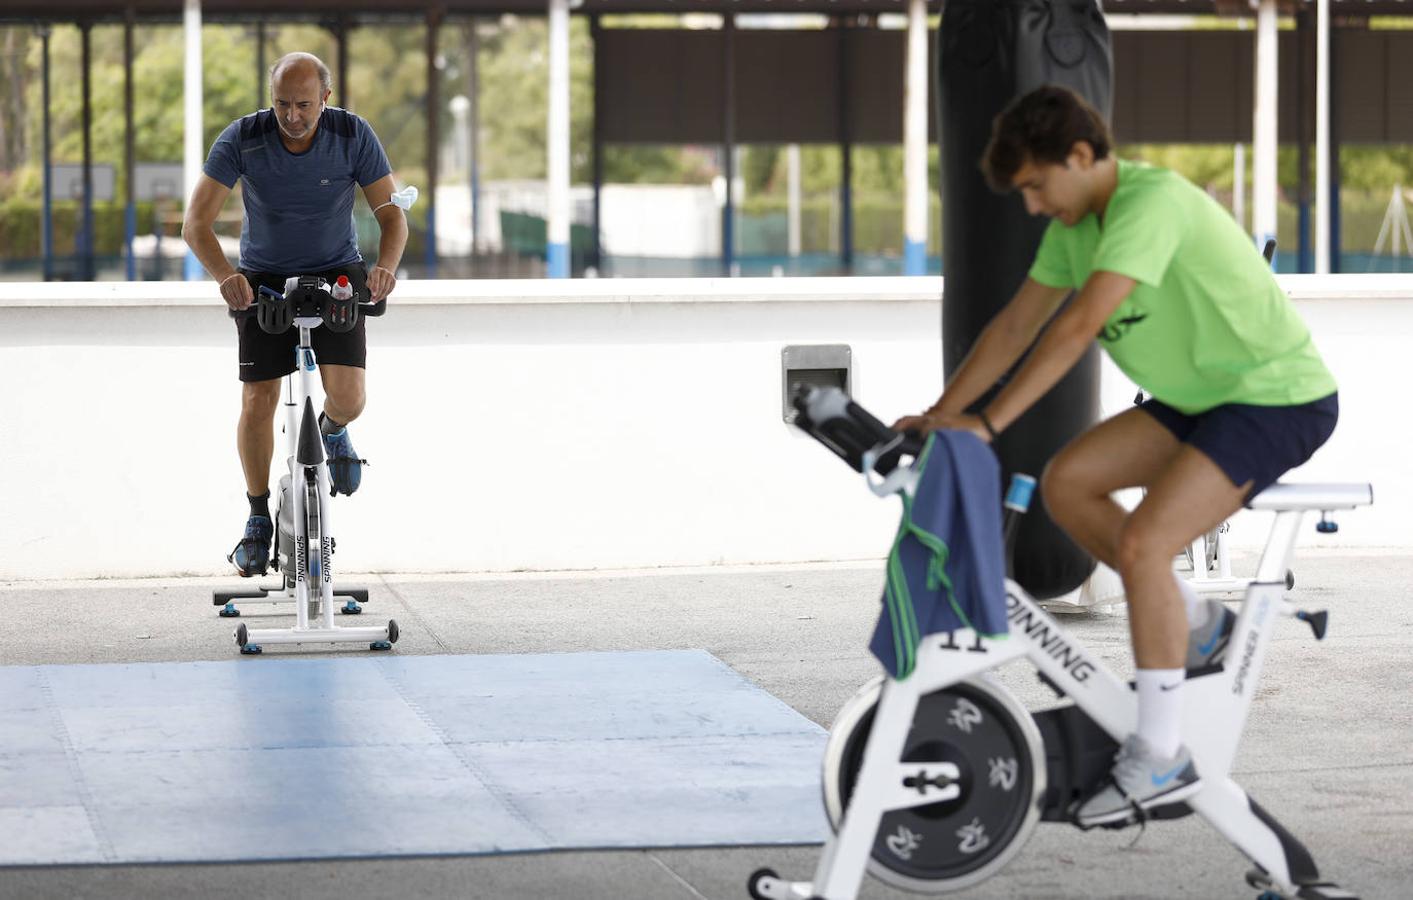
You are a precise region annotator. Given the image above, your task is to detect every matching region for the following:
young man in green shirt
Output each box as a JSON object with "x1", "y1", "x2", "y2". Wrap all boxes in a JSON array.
[{"x1": 896, "y1": 85, "x2": 1338, "y2": 825}]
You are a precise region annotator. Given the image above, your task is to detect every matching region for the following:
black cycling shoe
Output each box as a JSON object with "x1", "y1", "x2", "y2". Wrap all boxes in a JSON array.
[{"x1": 228, "y1": 515, "x2": 273, "y2": 577}]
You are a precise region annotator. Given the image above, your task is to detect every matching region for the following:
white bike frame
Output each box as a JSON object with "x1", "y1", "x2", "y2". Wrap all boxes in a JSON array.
[
  {"x1": 761, "y1": 482, "x2": 1372, "y2": 900},
  {"x1": 234, "y1": 315, "x2": 393, "y2": 651}
]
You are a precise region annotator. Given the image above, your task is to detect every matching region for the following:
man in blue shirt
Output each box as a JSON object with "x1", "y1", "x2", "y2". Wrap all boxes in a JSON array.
[{"x1": 183, "y1": 52, "x2": 408, "y2": 577}]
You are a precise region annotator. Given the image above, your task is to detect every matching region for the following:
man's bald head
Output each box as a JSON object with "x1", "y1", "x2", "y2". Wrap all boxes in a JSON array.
[
  {"x1": 269, "y1": 52, "x2": 332, "y2": 96},
  {"x1": 269, "y1": 52, "x2": 331, "y2": 143}
]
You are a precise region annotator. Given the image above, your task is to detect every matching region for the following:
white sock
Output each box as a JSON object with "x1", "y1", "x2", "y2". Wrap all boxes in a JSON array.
[
  {"x1": 1175, "y1": 575, "x2": 1208, "y2": 629},
  {"x1": 1135, "y1": 668, "x2": 1185, "y2": 760}
]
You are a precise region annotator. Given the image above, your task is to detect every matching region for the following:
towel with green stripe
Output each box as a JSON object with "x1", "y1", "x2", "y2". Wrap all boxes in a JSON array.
[{"x1": 870, "y1": 429, "x2": 1009, "y2": 679}]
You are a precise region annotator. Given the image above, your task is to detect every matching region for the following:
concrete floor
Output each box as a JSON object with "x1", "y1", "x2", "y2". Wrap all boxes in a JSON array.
[{"x1": 1, "y1": 550, "x2": 1410, "y2": 900}]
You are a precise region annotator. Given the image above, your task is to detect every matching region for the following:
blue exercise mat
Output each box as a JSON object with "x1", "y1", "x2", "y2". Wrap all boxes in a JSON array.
[{"x1": 0, "y1": 650, "x2": 828, "y2": 865}]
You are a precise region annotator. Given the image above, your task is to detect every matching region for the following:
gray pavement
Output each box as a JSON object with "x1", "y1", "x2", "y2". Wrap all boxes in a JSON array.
[{"x1": 1, "y1": 551, "x2": 1410, "y2": 899}]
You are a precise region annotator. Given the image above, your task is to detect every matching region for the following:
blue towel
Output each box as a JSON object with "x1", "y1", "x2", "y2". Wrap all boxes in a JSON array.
[{"x1": 870, "y1": 430, "x2": 1009, "y2": 679}]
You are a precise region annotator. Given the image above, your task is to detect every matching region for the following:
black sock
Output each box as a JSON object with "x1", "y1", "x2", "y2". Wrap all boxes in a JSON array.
[
  {"x1": 319, "y1": 412, "x2": 345, "y2": 436},
  {"x1": 248, "y1": 491, "x2": 271, "y2": 520}
]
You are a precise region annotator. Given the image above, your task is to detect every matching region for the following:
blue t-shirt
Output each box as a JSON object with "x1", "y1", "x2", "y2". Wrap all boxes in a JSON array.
[{"x1": 203, "y1": 107, "x2": 392, "y2": 273}]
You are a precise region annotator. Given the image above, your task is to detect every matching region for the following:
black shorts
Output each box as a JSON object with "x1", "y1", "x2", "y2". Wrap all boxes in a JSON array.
[
  {"x1": 1139, "y1": 393, "x2": 1339, "y2": 500},
  {"x1": 234, "y1": 264, "x2": 369, "y2": 383}
]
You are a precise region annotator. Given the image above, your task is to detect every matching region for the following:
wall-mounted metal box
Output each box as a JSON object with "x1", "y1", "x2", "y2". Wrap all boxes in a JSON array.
[{"x1": 781, "y1": 344, "x2": 852, "y2": 423}]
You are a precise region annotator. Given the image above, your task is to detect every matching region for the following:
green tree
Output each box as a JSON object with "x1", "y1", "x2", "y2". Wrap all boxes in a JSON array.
[
  {"x1": 1, "y1": 28, "x2": 29, "y2": 173},
  {"x1": 463, "y1": 15, "x2": 593, "y2": 183},
  {"x1": 18, "y1": 23, "x2": 261, "y2": 194},
  {"x1": 741, "y1": 146, "x2": 780, "y2": 194}
]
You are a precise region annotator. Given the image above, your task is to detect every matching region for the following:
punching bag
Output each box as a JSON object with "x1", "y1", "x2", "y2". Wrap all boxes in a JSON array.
[{"x1": 939, "y1": 0, "x2": 1112, "y2": 600}]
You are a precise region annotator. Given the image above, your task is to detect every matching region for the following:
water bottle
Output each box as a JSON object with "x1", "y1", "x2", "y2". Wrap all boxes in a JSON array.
[
  {"x1": 1002, "y1": 474, "x2": 1036, "y2": 580},
  {"x1": 331, "y1": 275, "x2": 353, "y2": 301}
]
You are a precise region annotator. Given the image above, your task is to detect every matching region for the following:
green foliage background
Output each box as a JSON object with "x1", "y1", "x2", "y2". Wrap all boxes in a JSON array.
[{"x1": 2, "y1": 17, "x2": 1412, "y2": 266}]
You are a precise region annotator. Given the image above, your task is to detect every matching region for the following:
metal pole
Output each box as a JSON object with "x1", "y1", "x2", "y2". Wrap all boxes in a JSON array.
[
  {"x1": 256, "y1": 22, "x2": 266, "y2": 109},
  {"x1": 787, "y1": 145, "x2": 801, "y2": 259},
  {"x1": 183, "y1": 0, "x2": 204, "y2": 281},
  {"x1": 468, "y1": 18, "x2": 482, "y2": 255},
  {"x1": 1329, "y1": 21, "x2": 1341, "y2": 273},
  {"x1": 40, "y1": 26, "x2": 53, "y2": 282},
  {"x1": 80, "y1": 22, "x2": 94, "y2": 281},
  {"x1": 337, "y1": 17, "x2": 350, "y2": 111},
  {"x1": 903, "y1": 0, "x2": 928, "y2": 275},
  {"x1": 1252, "y1": 0, "x2": 1278, "y2": 264},
  {"x1": 425, "y1": 8, "x2": 441, "y2": 276},
  {"x1": 721, "y1": 15, "x2": 735, "y2": 276},
  {"x1": 1315, "y1": 0, "x2": 1331, "y2": 273},
  {"x1": 125, "y1": 9, "x2": 137, "y2": 281},
  {"x1": 1296, "y1": 8, "x2": 1312, "y2": 274},
  {"x1": 590, "y1": 15, "x2": 602, "y2": 272},
  {"x1": 1234, "y1": 143, "x2": 1245, "y2": 231},
  {"x1": 838, "y1": 18, "x2": 854, "y2": 273},
  {"x1": 547, "y1": 0, "x2": 571, "y2": 277}
]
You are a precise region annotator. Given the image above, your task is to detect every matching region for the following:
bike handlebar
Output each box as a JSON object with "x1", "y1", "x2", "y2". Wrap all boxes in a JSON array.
[
  {"x1": 253, "y1": 275, "x2": 385, "y2": 335},
  {"x1": 790, "y1": 384, "x2": 923, "y2": 477},
  {"x1": 255, "y1": 283, "x2": 386, "y2": 311}
]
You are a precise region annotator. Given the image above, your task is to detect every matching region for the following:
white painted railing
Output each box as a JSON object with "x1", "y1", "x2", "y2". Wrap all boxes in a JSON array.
[{"x1": 0, "y1": 275, "x2": 1406, "y2": 581}]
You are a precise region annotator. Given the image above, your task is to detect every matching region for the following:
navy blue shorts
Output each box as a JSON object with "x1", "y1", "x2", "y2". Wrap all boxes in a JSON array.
[
  {"x1": 1139, "y1": 393, "x2": 1339, "y2": 500},
  {"x1": 233, "y1": 265, "x2": 368, "y2": 383}
]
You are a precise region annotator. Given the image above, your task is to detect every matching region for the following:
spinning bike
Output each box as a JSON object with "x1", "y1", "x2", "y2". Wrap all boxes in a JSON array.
[
  {"x1": 210, "y1": 276, "x2": 399, "y2": 655},
  {"x1": 749, "y1": 385, "x2": 1371, "y2": 900}
]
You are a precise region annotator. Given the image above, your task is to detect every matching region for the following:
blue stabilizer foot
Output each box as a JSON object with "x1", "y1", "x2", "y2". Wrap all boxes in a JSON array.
[
  {"x1": 370, "y1": 640, "x2": 392, "y2": 651},
  {"x1": 219, "y1": 604, "x2": 241, "y2": 618},
  {"x1": 240, "y1": 644, "x2": 263, "y2": 655},
  {"x1": 341, "y1": 601, "x2": 363, "y2": 615}
]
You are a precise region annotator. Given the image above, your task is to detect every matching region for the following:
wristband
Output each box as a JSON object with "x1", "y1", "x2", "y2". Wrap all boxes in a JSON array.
[{"x1": 977, "y1": 409, "x2": 1000, "y2": 442}]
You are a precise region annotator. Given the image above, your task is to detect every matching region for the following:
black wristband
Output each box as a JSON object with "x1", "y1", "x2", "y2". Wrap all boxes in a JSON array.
[{"x1": 977, "y1": 410, "x2": 1000, "y2": 441}]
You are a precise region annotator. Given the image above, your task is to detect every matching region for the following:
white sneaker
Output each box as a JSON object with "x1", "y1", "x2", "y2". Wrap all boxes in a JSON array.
[
  {"x1": 1074, "y1": 735, "x2": 1201, "y2": 827},
  {"x1": 1186, "y1": 599, "x2": 1236, "y2": 669}
]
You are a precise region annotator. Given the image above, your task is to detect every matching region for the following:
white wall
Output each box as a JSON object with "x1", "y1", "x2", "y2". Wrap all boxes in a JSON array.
[
  {"x1": 599, "y1": 185, "x2": 721, "y2": 258},
  {"x1": 444, "y1": 181, "x2": 720, "y2": 258},
  {"x1": 0, "y1": 275, "x2": 1406, "y2": 582}
]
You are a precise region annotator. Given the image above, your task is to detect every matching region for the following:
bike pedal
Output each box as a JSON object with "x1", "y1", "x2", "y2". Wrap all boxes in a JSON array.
[{"x1": 1297, "y1": 884, "x2": 1359, "y2": 900}]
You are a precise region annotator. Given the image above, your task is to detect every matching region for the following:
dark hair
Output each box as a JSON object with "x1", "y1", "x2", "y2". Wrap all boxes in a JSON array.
[{"x1": 981, "y1": 85, "x2": 1112, "y2": 192}]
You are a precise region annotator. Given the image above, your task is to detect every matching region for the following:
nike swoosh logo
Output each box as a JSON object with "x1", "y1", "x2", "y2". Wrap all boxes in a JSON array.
[
  {"x1": 1151, "y1": 762, "x2": 1189, "y2": 787},
  {"x1": 1159, "y1": 681, "x2": 1183, "y2": 692},
  {"x1": 1197, "y1": 628, "x2": 1222, "y2": 656}
]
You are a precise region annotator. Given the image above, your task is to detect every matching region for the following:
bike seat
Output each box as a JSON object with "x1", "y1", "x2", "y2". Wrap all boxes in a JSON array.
[{"x1": 1245, "y1": 483, "x2": 1373, "y2": 512}]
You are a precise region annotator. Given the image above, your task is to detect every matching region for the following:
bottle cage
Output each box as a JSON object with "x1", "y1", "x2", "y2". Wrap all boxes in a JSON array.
[
  {"x1": 256, "y1": 285, "x2": 295, "y2": 335},
  {"x1": 322, "y1": 290, "x2": 359, "y2": 333}
]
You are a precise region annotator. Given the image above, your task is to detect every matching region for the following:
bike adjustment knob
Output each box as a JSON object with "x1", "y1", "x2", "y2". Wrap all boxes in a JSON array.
[{"x1": 1296, "y1": 609, "x2": 1329, "y2": 640}]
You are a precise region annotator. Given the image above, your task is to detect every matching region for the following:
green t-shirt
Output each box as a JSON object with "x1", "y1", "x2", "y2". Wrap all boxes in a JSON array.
[{"x1": 1028, "y1": 158, "x2": 1336, "y2": 414}]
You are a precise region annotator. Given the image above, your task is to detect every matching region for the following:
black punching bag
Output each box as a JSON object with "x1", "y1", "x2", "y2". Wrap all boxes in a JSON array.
[{"x1": 939, "y1": 0, "x2": 1112, "y2": 600}]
